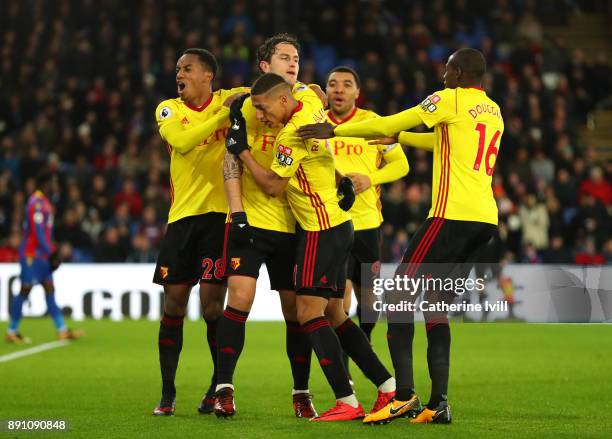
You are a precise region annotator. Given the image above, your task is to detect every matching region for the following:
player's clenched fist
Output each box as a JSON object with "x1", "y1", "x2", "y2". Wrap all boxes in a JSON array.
[
  {"x1": 230, "y1": 211, "x2": 253, "y2": 246},
  {"x1": 337, "y1": 176, "x2": 356, "y2": 211},
  {"x1": 226, "y1": 98, "x2": 250, "y2": 155}
]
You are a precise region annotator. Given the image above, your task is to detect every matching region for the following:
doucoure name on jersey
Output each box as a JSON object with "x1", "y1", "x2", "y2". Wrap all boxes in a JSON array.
[{"x1": 468, "y1": 102, "x2": 502, "y2": 120}]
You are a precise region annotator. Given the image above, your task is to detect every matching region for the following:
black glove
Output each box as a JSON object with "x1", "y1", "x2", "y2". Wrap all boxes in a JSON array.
[
  {"x1": 229, "y1": 93, "x2": 250, "y2": 120},
  {"x1": 337, "y1": 176, "x2": 355, "y2": 211},
  {"x1": 226, "y1": 112, "x2": 249, "y2": 155},
  {"x1": 49, "y1": 250, "x2": 61, "y2": 272},
  {"x1": 230, "y1": 211, "x2": 253, "y2": 247}
]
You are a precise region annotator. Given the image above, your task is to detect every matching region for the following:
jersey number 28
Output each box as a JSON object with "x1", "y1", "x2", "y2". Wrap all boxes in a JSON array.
[{"x1": 473, "y1": 123, "x2": 501, "y2": 176}]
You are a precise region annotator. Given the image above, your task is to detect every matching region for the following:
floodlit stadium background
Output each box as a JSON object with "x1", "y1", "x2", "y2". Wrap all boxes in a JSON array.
[
  {"x1": 0, "y1": 0, "x2": 609, "y2": 267},
  {"x1": 0, "y1": 0, "x2": 612, "y2": 439},
  {"x1": 0, "y1": 1, "x2": 611, "y2": 437}
]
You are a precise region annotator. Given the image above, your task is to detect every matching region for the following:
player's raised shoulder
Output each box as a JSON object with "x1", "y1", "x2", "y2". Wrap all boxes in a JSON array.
[
  {"x1": 276, "y1": 123, "x2": 303, "y2": 148},
  {"x1": 218, "y1": 86, "x2": 250, "y2": 100},
  {"x1": 293, "y1": 81, "x2": 310, "y2": 93},
  {"x1": 294, "y1": 82, "x2": 325, "y2": 107},
  {"x1": 423, "y1": 88, "x2": 454, "y2": 106},
  {"x1": 155, "y1": 99, "x2": 181, "y2": 123}
]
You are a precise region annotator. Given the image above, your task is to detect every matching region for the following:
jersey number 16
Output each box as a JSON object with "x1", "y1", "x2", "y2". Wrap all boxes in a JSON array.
[{"x1": 473, "y1": 123, "x2": 501, "y2": 176}]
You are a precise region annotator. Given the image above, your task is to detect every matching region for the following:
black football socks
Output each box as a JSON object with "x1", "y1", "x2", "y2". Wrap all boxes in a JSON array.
[
  {"x1": 204, "y1": 317, "x2": 219, "y2": 396},
  {"x1": 387, "y1": 322, "x2": 416, "y2": 400},
  {"x1": 158, "y1": 313, "x2": 184, "y2": 401},
  {"x1": 426, "y1": 322, "x2": 451, "y2": 409},
  {"x1": 335, "y1": 318, "x2": 391, "y2": 387},
  {"x1": 285, "y1": 320, "x2": 312, "y2": 391},
  {"x1": 216, "y1": 306, "x2": 249, "y2": 386},
  {"x1": 303, "y1": 316, "x2": 352, "y2": 399}
]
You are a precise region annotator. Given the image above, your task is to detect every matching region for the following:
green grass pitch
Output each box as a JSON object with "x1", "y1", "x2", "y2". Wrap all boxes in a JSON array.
[{"x1": 1, "y1": 319, "x2": 611, "y2": 438}]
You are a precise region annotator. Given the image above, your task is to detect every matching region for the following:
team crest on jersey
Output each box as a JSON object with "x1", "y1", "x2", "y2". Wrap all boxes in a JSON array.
[
  {"x1": 231, "y1": 257, "x2": 241, "y2": 270},
  {"x1": 419, "y1": 95, "x2": 439, "y2": 113},
  {"x1": 276, "y1": 144, "x2": 294, "y2": 166},
  {"x1": 160, "y1": 266, "x2": 169, "y2": 279},
  {"x1": 159, "y1": 106, "x2": 172, "y2": 119}
]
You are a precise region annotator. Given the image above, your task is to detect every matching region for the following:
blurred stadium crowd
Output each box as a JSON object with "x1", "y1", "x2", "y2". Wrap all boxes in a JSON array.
[{"x1": 0, "y1": 0, "x2": 610, "y2": 264}]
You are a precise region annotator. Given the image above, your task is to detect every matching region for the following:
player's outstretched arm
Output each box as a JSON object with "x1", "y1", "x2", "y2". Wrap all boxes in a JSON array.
[
  {"x1": 223, "y1": 150, "x2": 245, "y2": 214},
  {"x1": 238, "y1": 150, "x2": 289, "y2": 197},
  {"x1": 398, "y1": 132, "x2": 435, "y2": 152},
  {"x1": 346, "y1": 144, "x2": 408, "y2": 194},
  {"x1": 360, "y1": 143, "x2": 410, "y2": 187},
  {"x1": 159, "y1": 109, "x2": 229, "y2": 154},
  {"x1": 297, "y1": 106, "x2": 423, "y2": 140}
]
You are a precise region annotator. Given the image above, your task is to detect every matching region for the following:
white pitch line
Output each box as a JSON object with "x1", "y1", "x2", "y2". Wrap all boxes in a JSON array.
[{"x1": 0, "y1": 340, "x2": 70, "y2": 363}]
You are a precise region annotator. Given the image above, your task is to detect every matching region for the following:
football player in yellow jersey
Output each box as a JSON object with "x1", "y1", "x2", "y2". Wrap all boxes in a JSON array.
[
  {"x1": 214, "y1": 34, "x2": 325, "y2": 419},
  {"x1": 227, "y1": 73, "x2": 397, "y2": 421},
  {"x1": 298, "y1": 48, "x2": 503, "y2": 425},
  {"x1": 151, "y1": 48, "x2": 247, "y2": 417},
  {"x1": 325, "y1": 66, "x2": 409, "y2": 346}
]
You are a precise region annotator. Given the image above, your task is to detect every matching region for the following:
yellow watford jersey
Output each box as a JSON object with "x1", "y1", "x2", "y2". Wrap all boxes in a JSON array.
[
  {"x1": 271, "y1": 101, "x2": 351, "y2": 231},
  {"x1": 416, "y1": 87, "x2": 503, "y2": 225},
  {"x1": 327, "y1": 108, "x2": 397, "y2": 230},
  {"x1": 241, "y1": 82, "x2": 323, "y2": 233},
  {"x1": 156, "y1": 87, "x2": 246, "y2": 223}
]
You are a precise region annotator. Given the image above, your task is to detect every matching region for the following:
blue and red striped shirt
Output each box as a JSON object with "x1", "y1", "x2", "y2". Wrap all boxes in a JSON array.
[{"x1": 19, "y1": 191, "x2": 54, "y2": 259}]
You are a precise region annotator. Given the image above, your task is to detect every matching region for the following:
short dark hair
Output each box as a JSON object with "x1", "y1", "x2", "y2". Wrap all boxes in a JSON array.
[
  {"x1": 251, "y1": 73, "x2": 290, "y2": 96},
  {"x1": 256, "y1": 33, "x2": 300, "y2": 71},
  {"x1": 182, "y1": 48, "x2": 218, "y2": 79},
  {"x1": 327, "y1": 66, "x2": 361, "y2": 88},
  {"x1": 450, "y1": 48, "x2": 486, "y2": 81},
  {"x1": 36, "y1": 171, "x2": 55, "y2": 188}
]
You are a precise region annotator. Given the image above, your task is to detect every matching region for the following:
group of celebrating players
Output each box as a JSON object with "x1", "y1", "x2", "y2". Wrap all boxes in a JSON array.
[{"x1": 151, "y1": 32, "x2": 503, "y2": 425}]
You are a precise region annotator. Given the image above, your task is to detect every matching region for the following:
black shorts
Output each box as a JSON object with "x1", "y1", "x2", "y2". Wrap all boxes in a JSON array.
[
  {"x1": 396, "y1": 217, "x2": 497, "y2": 279},
  {"x1": 153, "y1": 213, "x2": 227, "y2": 286},
  {"x1": 346, "y1": 227, "x2": 381, "y2": 286},
  {"x1": 222, "y1": 226, "x2": 295, "y2": 291},
  {"x1": 382, "y1": 217, "x2": 496, "y2": 324},
  {"x1": 294, "y1": 220, "x2": 354, "y2": 299}
]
